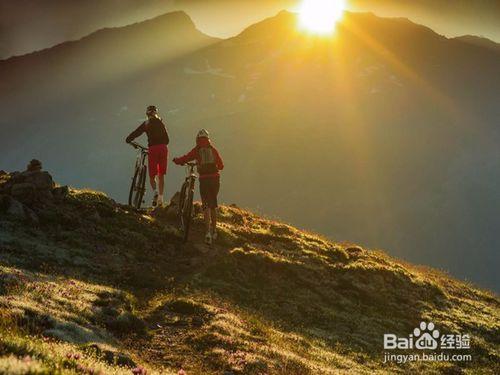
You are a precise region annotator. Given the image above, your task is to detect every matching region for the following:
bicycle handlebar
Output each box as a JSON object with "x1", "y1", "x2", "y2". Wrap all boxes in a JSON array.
[{"x1": 129, "y1": 141, "x2": 148, "y2": 151}]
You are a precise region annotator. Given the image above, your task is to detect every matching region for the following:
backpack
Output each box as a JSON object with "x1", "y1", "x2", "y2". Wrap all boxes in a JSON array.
[{"x1": 197, "y1": 146, "x2": 218, "y2": 175}]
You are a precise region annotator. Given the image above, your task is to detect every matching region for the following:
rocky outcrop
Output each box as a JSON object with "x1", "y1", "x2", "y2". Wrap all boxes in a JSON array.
[{"x1": 0, "y1": 160, "x2": 68, "y2": 222}]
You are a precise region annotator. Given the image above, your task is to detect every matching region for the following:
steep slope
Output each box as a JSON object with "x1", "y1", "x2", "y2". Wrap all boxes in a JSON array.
[
  {"x1": 0, "y1": 10, "x2": 499, "y2": 292},
  {"x1": 0, "y1": 167, "x2": 498, "y2": 374}
]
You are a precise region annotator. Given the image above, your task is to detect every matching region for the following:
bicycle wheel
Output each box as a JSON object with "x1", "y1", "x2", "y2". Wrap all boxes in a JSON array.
[
  {"x1": 178, "y1": 180, "x2": 188, "y2": 220},
  {"x1": 133, "y1": 165, "x2": 147, "y2": 209},
  {"x1": 182, "y1": 182, "x2": 194, "y2": 243},
  {"x1": 128, "y1": 166, "x2": 140, "y2": 206}
]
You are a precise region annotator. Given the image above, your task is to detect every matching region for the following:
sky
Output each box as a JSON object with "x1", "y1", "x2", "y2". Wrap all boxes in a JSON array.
[{"x1": 0, "y1": 0, "x2": 499, "y2": 59}]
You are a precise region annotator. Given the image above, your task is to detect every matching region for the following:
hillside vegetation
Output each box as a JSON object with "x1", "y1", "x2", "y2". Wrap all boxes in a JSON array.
[{"x1": 0, "y1": 167, "x2": 498, "y2": 374}]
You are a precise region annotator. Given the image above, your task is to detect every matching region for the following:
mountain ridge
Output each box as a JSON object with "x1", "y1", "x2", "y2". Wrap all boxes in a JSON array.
[
  {"x1": 0, "y1": 11, "x2": 211, "y2": 64},
  {"x1": 453, "y1": 35, "x2": 500, "y2": 52},
  {"x1": 4, "y1": 10, "x2": 500, "y2": 65}
]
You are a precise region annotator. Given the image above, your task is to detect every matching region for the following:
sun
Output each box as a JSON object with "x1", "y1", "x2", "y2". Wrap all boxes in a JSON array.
[{"x1": 298, "y1": 0, "x2": 346, "y2": 34}]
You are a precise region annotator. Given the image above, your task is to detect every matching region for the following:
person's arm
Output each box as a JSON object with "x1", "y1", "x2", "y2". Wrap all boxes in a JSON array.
[
  {"x1": 165, "y1": 127, "x2": 170, "y2": 146},
  {"x1": 161, "y1": 119, "x2": 170, "y2": 145},
  {"x1": 214, "y1": 147, "x2": 224, "y2": 170},
  {"x1": 173, "y1": 147, "x2": 197, "y2": 165},
  {"x1": 125, "y1": 123, "x2": 145, "y2": 143}
]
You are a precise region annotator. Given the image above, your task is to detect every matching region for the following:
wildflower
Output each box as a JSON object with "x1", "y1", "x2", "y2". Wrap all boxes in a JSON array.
[{"x1": 132, "y1": 366, "x2": 148, "y2": 375}]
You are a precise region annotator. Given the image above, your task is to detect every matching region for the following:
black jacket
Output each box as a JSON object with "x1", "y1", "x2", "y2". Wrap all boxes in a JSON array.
[{"x1": 126, "y1": 117, "x2": 169, "y2": 146}]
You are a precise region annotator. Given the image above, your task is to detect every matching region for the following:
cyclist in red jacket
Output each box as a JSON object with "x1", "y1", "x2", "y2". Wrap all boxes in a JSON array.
[{"x1": 173, "y1": 129, "x2": 224, "y2": 245}]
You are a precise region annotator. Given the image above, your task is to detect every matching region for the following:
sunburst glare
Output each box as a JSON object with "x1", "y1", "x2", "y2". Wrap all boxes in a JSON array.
[{"x1": 298, "y1": 0, "x2": 346, "y2": 34}]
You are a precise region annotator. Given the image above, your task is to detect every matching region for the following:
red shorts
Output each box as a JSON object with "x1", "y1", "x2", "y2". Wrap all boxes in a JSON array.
[{"x1": 148, "y1": 144, "x2": 168, "y2": 178}]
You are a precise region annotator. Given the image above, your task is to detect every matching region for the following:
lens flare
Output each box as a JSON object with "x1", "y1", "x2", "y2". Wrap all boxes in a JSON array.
[{"x1": 298, "y1": 0, "x2": 346, "y2": 34}]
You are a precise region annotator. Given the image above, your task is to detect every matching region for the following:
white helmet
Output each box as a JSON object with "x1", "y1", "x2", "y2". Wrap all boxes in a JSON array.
[{"x1": 197, "y1": 129, "x2": 210, "y2": 139}]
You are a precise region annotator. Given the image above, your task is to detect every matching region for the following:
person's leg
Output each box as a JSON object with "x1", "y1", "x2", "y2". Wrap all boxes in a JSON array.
[
  {"x1": 157, "y1": 174, "x2": 164, "y2": 205},
  {"x1": 148, "y1": 146, "x2": 159, "y2": 199},
  {"x1": 204, "y1": 207, "x2": 211, "y2": 233},
  {"x1": 200, "y1": 178, "x2": 212, "y2": 243},
  {"x1": 210, "y1": 177, "x2": 220, "y2": 237},
  {"x1": 156, "y1": 145, "x2": 168, "y2": 206},
  {"x1": 210, "y1": 208, "x2": 217, "y2": 234},
  {"x1": 149, "y1": 175, "x2": 157, "y2": 190}
]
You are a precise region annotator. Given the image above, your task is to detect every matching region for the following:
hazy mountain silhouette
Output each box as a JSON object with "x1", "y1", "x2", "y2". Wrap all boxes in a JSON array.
[
  {"x1": 453, "y1": 35, "x2": 500, "y2": 52},
  {"x1": 0, "y1": 11, "x2": 499, "y2": 291},
  {"x1": 0, "y1": 0, "x2": 177, "y2": 59},
  {"x1": 2, "y1": 0, "x2": 499, "y2": 59}
]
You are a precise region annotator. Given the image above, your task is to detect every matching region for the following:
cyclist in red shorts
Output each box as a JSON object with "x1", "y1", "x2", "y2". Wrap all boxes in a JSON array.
[
  {"x1": 173, "y1": 129, "x2": 224, "y2": 245},
  {"x1": 126, "y1": 105, "x2": 170, "y2": 207}
]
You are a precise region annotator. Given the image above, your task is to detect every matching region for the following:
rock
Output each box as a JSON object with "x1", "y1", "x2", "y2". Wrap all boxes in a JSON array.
[
  {"x1": 23, "y1": 171, "x2": 55, "y2": 191},
  {"x1": 10, "y1": 172, "x2": 25, "y2": 184},
  {"x1": 37, "y1": 189, "x2": 54, "y2": 204},
  {"x1": 6, "y1": 197, "x2": 26, "y2": 219},
  {"x1": 28, "y1": 160, "x2": 42, "y2": 172},
  {"x1": 152, "y1": 192, "x2": 180, "y2": 220},
  {"x1": 52, "y1": 186, "x2": 69, "y2": 202},
  {"x1": 11, "y1": 183, "x2": 36, "y2": 204},
  {"x1": 0, "y1": 194, "x2": 8, "y2": 212},
  {"x1": 0, "y1": 174, "x2": 14, "y2": 194},
  {"x1": 4, "y1": 196, "x2": 38, "y2": 223},
  {"x1": 26, "y1": 159, "x2": 42, "y2": 172},
  {"x1": 24, "y1": 206, "x2": 40, "y2": 224}
]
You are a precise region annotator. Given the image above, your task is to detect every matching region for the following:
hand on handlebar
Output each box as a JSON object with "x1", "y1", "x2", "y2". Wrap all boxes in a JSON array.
[
  {"x1": 173, "y1": 158, "x2": 196, "y2": 167},
  {"x1": 129, "y1": 141, "x2": 147, "y2": 151}
]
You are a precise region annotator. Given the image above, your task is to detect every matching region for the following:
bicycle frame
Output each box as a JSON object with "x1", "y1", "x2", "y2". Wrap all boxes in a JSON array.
[
  {"x1": 177, "y1": 162, "x2": 198, "y2": 242},
  {"x1": 135, "y1": 148, "x2": 148, "y2": 172},
  {"x1": 128, "y1": 142, "x2": 148, "y2": 208},
  {"x1": 184, "y1": 163, "x2": 198, "y2": 185}
]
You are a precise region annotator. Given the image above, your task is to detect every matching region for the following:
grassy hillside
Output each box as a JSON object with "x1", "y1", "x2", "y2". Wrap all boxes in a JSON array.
[{"x1": 0, "y1": 170, "x2": 498, "y2": 374}]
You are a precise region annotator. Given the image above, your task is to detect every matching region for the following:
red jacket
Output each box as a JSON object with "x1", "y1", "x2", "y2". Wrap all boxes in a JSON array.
[{"x1": 174, "y1": 138, "x2": 224, "y2": 179}]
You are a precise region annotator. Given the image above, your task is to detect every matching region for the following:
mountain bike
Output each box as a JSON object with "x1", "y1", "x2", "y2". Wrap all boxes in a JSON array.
[
  {"x1": 177, "y1": 162, "x2": 198, "y2": 242},
  {"x1": 128, "y1": 141, "x2": 148, "y2": 209}
]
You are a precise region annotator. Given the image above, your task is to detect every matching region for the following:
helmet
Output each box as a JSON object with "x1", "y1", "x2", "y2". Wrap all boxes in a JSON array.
[
  {"x1": 146, "y1": 105, "x2": 158, "y2": 116},
  {"x1": 197, "y1": 129, "x2": 210, "y2": 139}
]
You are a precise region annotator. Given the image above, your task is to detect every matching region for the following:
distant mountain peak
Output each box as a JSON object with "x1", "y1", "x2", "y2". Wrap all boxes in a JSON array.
[
  {"x1": 131, "y1": 10, "x2": 196, "y2": 29},
  {"x1": 0, "y1": 10, "x2": 213, "y2": 63}
]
